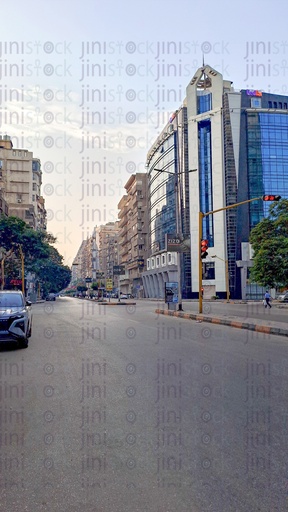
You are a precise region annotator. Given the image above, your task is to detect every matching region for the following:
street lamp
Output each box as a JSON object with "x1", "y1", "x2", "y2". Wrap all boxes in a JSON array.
[
  {"x1": 211, "y1": 255, "x2": 230, "y2": 302},
  {"x1": 17, "y1": 244, "x2": 25, "y2": 295}
]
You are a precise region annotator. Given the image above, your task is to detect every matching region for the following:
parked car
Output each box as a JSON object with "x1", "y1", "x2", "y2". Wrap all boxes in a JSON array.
[
  {"x1": 46, "y1": 293, "x2": 56, "y2": 301},
  {"x1": 277, "y1": 291, "x2": 288, "y2": 302},
  {"x1": 119, "y1": 293, "x2": 134, "y2": 300},
  {"x1": 0, "y1": 291, "x2": 32, "y2": 349}
]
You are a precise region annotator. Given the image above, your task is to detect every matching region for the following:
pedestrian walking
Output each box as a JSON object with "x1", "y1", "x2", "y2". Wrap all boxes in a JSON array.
[{"x1": 264, "y1": 290, "x2": 272, "y2": 308}]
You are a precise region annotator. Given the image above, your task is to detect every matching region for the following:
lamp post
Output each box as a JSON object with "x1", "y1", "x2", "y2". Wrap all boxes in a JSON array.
[
  {"x1": 211, "y1": 255, "x2": 230, "y2": 302},
  {"x1": 1, "y1": 258, "x2": 4, "y2": 291},
  {"x1": 17, "y1": 244, "x2": 25, "y2": 295},
  {"x1": 198, "y1": 194, "x2": 280, "y2": 313}
]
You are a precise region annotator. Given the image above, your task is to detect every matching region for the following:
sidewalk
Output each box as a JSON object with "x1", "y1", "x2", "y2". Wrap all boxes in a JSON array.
[{"x1": 155, "y1": 301, "x2": 288, "y2": 338}]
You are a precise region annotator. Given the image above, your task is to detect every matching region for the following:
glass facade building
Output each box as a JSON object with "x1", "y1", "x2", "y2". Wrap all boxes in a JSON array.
[
  {"x1": 235, "y1": 91, "x2": 288, "y2": 298},
  {"x1": 149, "y1": 135, "x2": 177, "y2": 252},
  {"x1": 144, "y1": 65, "x2": 288, "y2": 300},
  {"x1": 143, "y1": 107, "x2": 192, "y2": 299},
  {"x1": 247, "y1": 112, "x2": 288, "y2": 227}
]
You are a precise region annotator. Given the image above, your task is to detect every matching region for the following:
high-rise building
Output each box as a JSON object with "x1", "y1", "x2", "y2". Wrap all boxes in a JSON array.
[
  {"x1": 117, "y1": 174, "x2": 148, "y2": 297},
  {"x1": 143, "y1": 107, "x2": 192, "y2": 299},
  {"x1": 235, "y1": 90, "x2": 288, "y2": 298},
  {"x1": 0, "y1": 135, "x2": 46, "y2": 230},
  {"x1": 96, "y1": 222, "x2": 119, "y2": 288},
  {"x1": 186, "y1": 64, "x2": 288, "y2": 299},
  {"x1": 144, "y1": 64, "x2": 288, "y2": 300}
]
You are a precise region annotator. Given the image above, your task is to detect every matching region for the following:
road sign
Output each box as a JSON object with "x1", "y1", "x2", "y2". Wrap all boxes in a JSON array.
[
  {"x1": 113, "y1": 265, "x2": 125, "y2": 275},
  {"x1": 85, "y1": 277, "x2": 92, "y2": 283},
  {"x1": 106, "y1": 279, "x2": 113, "y2": 290}
]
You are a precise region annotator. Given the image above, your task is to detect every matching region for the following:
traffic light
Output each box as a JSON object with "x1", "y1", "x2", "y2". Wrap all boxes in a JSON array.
[
  {"x1": 201, "y1": 239, "x2": 209, "y2": 259},
  {"x1": 262, "y1": 195, "x2": 281, "y2": 201}
]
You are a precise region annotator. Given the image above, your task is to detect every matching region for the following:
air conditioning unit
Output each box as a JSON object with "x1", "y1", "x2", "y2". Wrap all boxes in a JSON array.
[
  {"x1": 139, "y1": 195, "x2": 144, "y2": 199},
  {"x1": 17, "y1": 199, "x2": 22, "y2": 203},
  {"x1": 0, "y1": 161, "x2": 3, "y2": 169}
]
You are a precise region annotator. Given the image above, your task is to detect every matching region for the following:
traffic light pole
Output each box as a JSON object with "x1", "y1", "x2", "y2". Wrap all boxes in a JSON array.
[
  {"x1": 198, "y1": 195, "x2": 267, "y2": 314},
  {"x1": 198, "y1": 211, "x2": 204, "y2": 314}
]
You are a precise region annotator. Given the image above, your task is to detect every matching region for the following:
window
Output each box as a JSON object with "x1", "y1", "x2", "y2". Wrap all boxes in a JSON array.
[
  {"x1": 202, "y1": 262, "x2": 215, "y2": 280},
  {"x1": 251, "y1": 98, "x2": 261, "y2": 108}
]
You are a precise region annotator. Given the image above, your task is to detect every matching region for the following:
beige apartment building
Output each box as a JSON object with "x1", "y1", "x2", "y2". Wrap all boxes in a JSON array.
[
  {"x1": 0, "y1": 135, "x2": 46, "y2": 230},
  {"x1": 71, "y1": 238, "x2": 93, "y2": 284},
  {"x1": 71, "y1": 223, "x2": 119, "y2": 292},
  {"x1": 96, "y1": 222, "x2": 119, "y2": 285},
  {"x1": 117, "y1": 173, "x2": 148, "y2": 297}
]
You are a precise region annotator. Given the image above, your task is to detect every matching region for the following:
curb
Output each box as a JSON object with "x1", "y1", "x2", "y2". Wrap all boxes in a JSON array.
[
  {"x1": 155, "y1": 309, "x2": 288, "y2": 338},
  {"x1": 98, "y1": 302, "x2": 137, "y2": 306}
]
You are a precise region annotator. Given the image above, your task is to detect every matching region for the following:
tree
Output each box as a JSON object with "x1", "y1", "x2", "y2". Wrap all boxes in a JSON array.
[
  {"x1": 249, "y1": 199, "x2": 288, "y2": 288},
  {"x1": 77, "y1": 286, "x2": 88, "y2": 294},
  {"x1": 0, "y1": 216, "x2": 71, "y2": 293},
  {"x1": 0, "y1": 216, "x2": 55, "y2": 262},
  {"x1": 33, "y1": 259, "x2": 71, "y2": 296}
]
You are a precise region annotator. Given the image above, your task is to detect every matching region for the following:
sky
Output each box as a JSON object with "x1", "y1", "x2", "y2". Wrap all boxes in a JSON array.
[{"x1": 1, "y1": 0, "x2": 287, "y2": 266}]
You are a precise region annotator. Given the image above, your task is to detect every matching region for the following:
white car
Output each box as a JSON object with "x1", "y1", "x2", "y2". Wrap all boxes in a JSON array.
[{"x1": 277, "y1": 292, "x2": 288, "y2": 302}]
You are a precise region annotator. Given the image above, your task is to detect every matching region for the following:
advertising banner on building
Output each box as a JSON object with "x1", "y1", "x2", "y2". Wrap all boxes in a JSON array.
[
  {"x1": 165, "y1": 282, "x2": 178, "y2": 303},
  {"x1": 165, "y1": 233, "x2": 191, "y2": 253}
]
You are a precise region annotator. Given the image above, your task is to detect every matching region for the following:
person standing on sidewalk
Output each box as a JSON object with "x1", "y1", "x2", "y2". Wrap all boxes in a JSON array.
[{"x1": 264, "y1": 290, "x2": 272, "y2": 308}]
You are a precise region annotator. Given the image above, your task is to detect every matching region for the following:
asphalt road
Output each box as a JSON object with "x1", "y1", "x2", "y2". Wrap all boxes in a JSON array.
[{"x1": 1, "y1": 297, "x2": 288, "y2": 512}]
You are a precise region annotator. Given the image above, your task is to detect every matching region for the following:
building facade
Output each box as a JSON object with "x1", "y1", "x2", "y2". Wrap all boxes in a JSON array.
[
  {"x1": 142, "y1": 107, "x2": 192, "y2": 299},
  {"x1": 0, "y1": 135, "x2": 46, "y2": 230},
  {"x1": 186, "y1": 64, "x2": 288, "y2": 299},
  {"x1": 118, "y1": 174, "x2": 148, "y2": 297},
  {"x1": 96, "y1": 222, "x2": 119, "y2": 291},
  {"x1": 236, "y1": 90, "x2": 288, "y2": 298},
  {"x1": 143, "y1": 64, "x2": 288, "y2": 300}
]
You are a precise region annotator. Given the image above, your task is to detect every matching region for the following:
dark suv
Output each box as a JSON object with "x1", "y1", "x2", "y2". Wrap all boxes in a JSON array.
[{"x1": 0, "y1": 291, "x2": 32, "y2": 349}]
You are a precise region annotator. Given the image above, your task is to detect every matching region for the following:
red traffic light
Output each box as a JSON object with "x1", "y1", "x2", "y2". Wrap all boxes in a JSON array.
[
  {"x1": 201, "y1": 239, "x2": 209, "y2": 259},
  {"x1": 262, "y1": 195, "x2": 281, "y2": 201}
]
